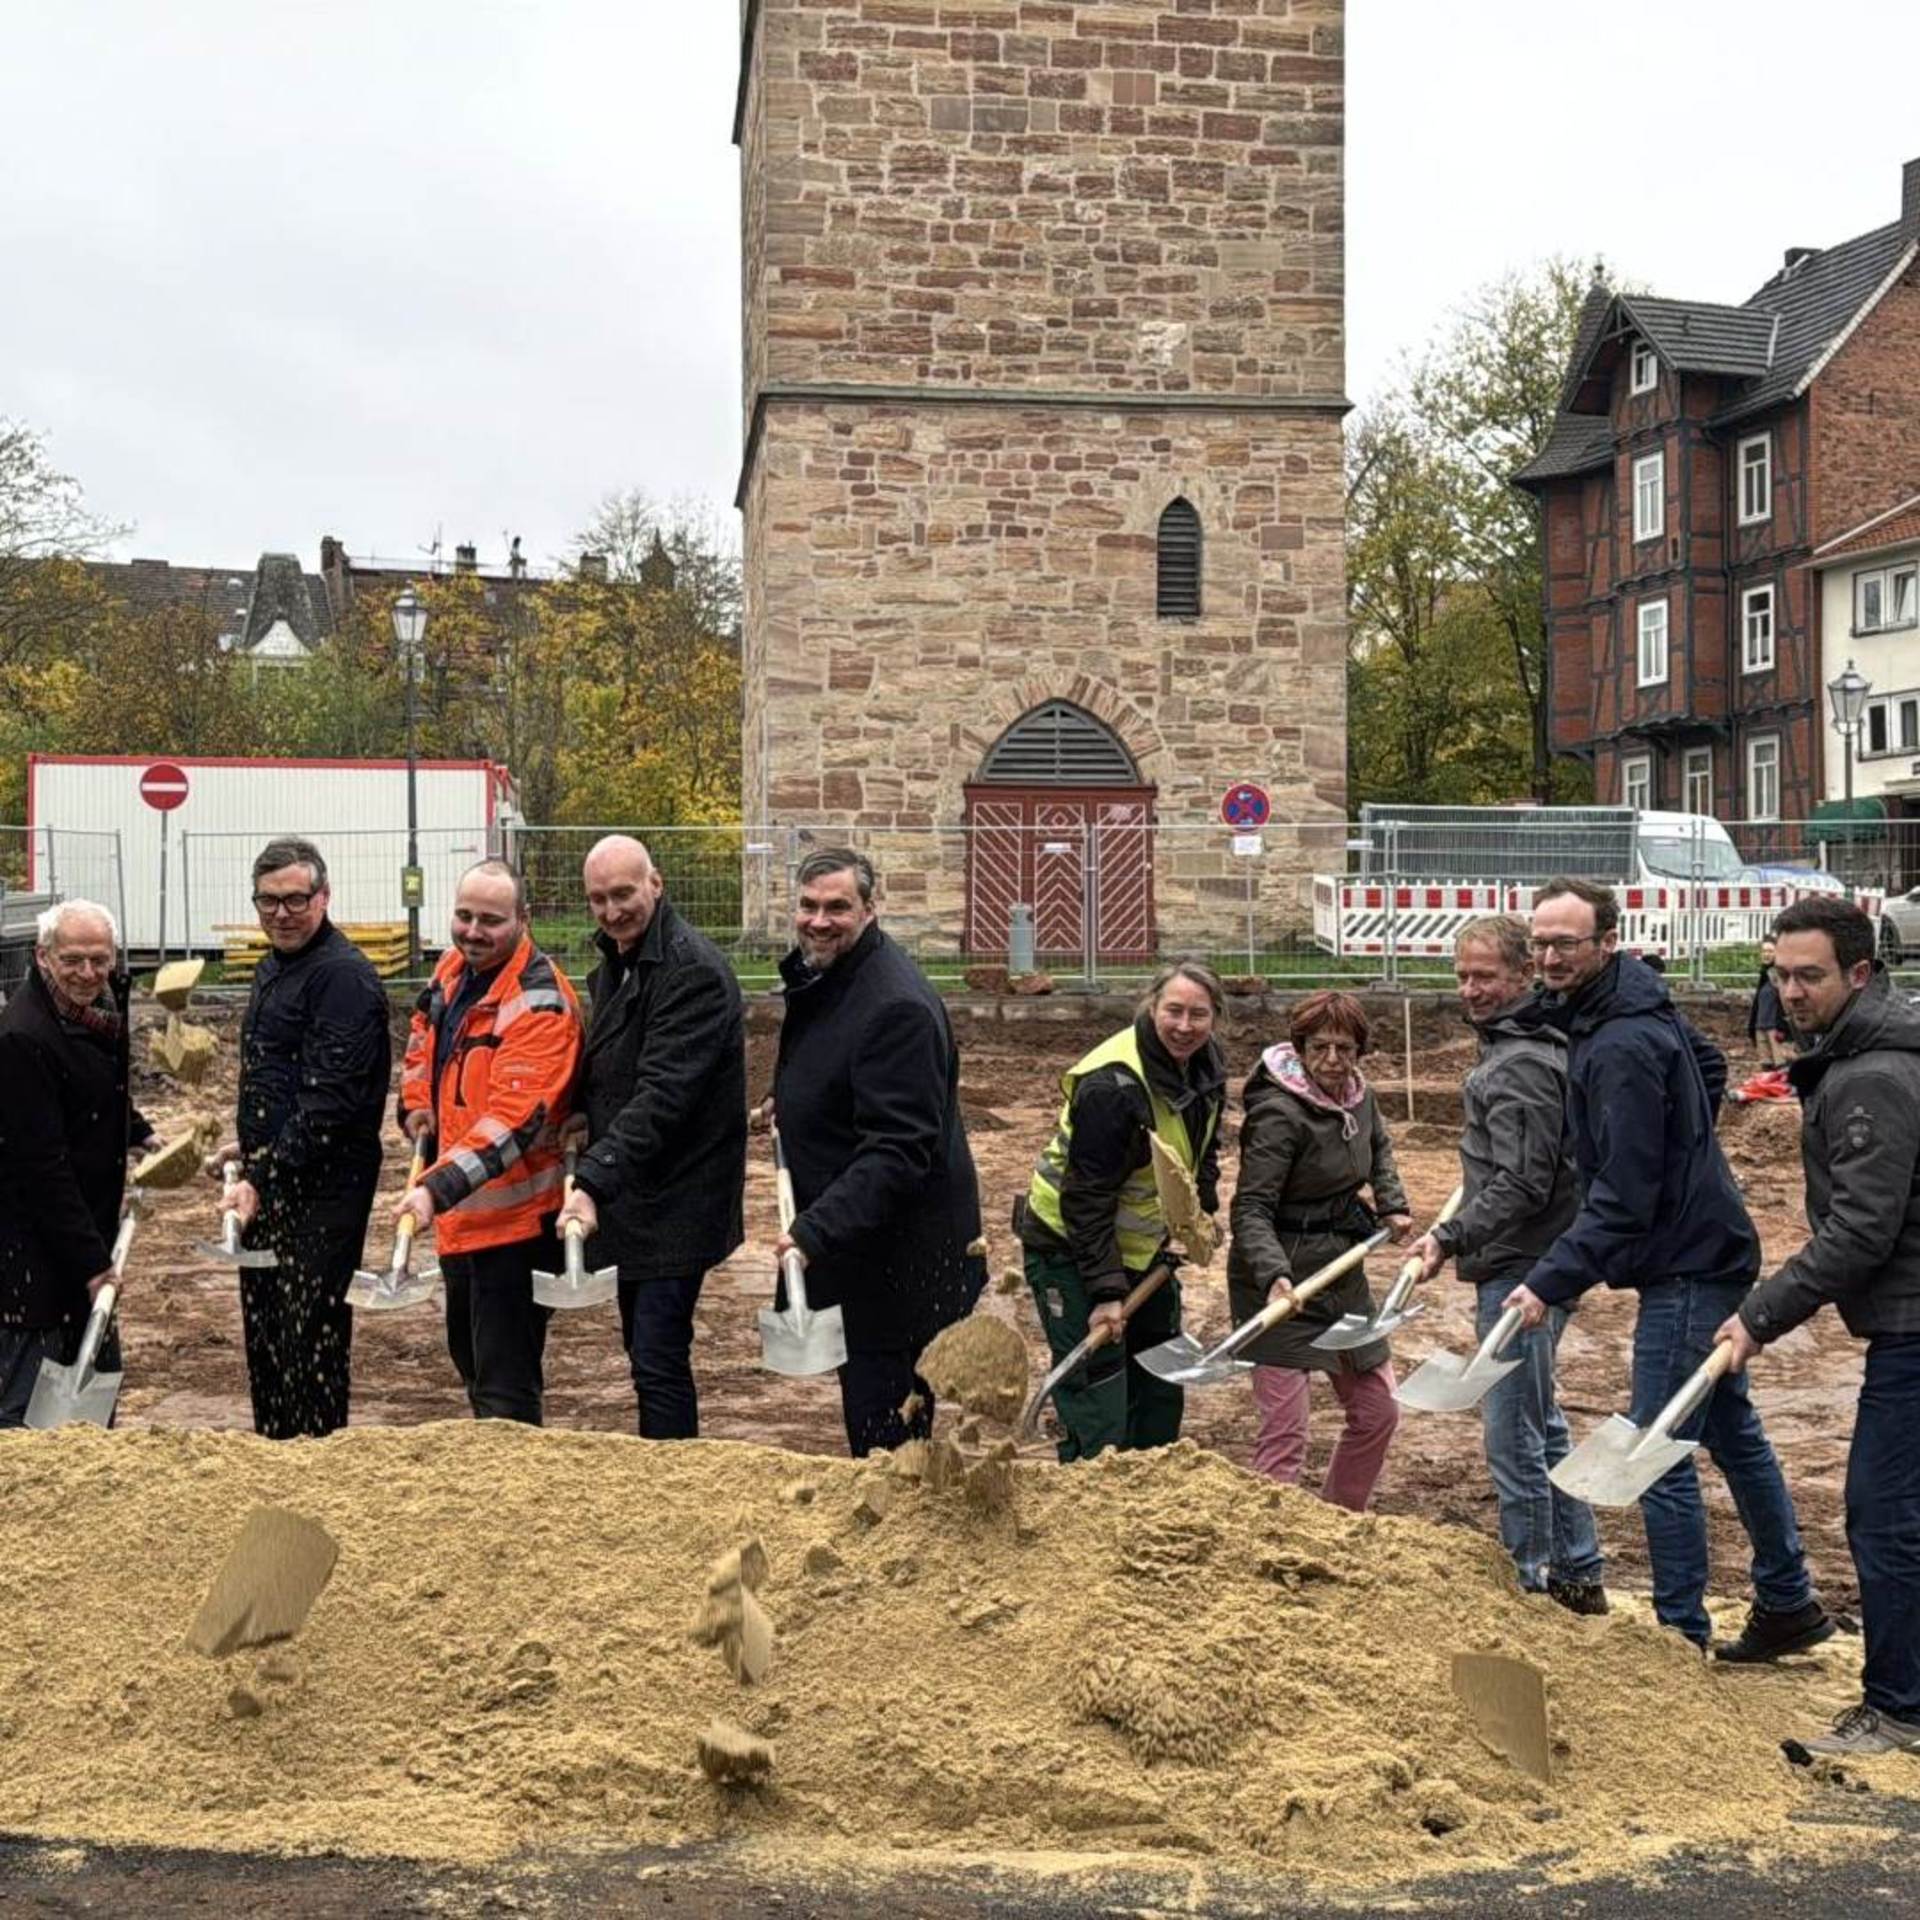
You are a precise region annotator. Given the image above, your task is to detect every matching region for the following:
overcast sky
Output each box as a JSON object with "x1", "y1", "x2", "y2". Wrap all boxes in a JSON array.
[{"x1": 4, "y1": 2, "x2": 1917, "y2": 573}]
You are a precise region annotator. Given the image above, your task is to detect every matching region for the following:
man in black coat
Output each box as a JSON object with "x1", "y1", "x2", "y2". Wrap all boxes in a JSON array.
[
  {"x1": 1721, "y1": 899, "x2": 1920, "y2": 1753},
  {"x1": 210, "y1": 837, "x2": 390, "y2": 1440},
  {"x1": 559, "y1": 835, "x2": 745, "y2": 1438},
  {"x1": 0, "y1": 900, "x2": 157, "y2": 1425},
  {"x1": 771, "y1": 847, "x2": 985, "y2": 1456}
]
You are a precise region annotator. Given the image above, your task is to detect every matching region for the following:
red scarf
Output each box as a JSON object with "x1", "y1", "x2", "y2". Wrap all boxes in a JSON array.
[{"x1": 36, "y1": 958, "x2": 124, "y2": 1042}]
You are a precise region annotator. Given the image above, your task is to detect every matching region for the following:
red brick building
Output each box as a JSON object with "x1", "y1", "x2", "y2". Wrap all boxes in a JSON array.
[{"x1": 1516, "y1": 156, "x2": 1920, "y2": 831}]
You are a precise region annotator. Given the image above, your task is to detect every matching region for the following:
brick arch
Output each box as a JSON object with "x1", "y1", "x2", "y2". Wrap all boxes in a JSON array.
[{"x1": 966, "y1": 677, "x2": 1166, "y2": 783}]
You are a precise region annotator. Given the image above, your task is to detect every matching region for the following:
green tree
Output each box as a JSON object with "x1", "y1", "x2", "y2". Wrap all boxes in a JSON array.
[{"x1": 1408, "y1": 258, "x2": 1600, "y2": 802}]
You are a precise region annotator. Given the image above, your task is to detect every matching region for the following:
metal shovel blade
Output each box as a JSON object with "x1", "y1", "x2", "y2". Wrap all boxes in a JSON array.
[
  {"x1": 1396, "y1": 1306, "x2": 1526, "y2": 1414},
  {"x1": 193, "y1": 1238, "x2": 278, "y2": 1270},
  {"x1": 1314, "y1": 1300, "x2": 1425, "y2": 1351},
  {"x1": 1549, "y1": 1415, "x2": 1700, "y2": 1507},
  {"x1": 1132, "y1": 1331, "x2": 1254, "y2": 1387},
  {"x1": 25, "y1": 1353, "x2": 123, "y2": 1430},
  {"x1": 25, "y1": 1278, "x2": 124, "y2": 1430},
  {"x1": 758, "y1": 1251, "x2": 847, "y2": 1376},
  {"x1": 531, "y1": 1261, "x2": 618, "y2": 1311},
  {"x1": 345, "y1": 1264, "x2": 441, "y2": 1312},
  {"x1": 1396, "y1": 1346, "x2": 1522, "y2": 1413}
]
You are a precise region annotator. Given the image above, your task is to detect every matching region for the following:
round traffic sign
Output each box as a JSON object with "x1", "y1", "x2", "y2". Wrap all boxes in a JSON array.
[
  {"x1": 139, "y1": 762, "x2": 191, "y2": 812},
  {"x1": 1220, "y1": 782, "x2": 1270, "y2": 830}
]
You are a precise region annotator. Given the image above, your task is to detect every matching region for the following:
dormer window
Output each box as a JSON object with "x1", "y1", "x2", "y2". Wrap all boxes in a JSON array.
[{"x1": 1630, "y1": 339, "x2": 1658, "y2": 396}]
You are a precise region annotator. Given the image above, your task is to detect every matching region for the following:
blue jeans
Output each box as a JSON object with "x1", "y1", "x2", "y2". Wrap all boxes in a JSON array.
[
  {"x1": 1475, "y1": 1281, "x2": 1604, "y2": 1590},
  {"x1": 1631, "y1": 1276, "x2": 1813, "y2": 1646},
  {"x1": 1851, "y1": 1334, "x2": 1920, "y2": 1720},
  {"x1": 617, "y1": 1268, "x2": 706, "y2": 1440}
]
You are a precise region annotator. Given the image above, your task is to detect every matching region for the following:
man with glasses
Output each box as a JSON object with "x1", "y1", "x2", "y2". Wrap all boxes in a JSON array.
[
  {"x1": 212, "y1": 837, "x2": 390, "y2": 1438},
  {"x1": 1718, "y1": 897, "x2": 1920, "y2": 1753},
  {"x1": 0, "y1": 902, "x2": 158, "y2": 1425},
  {"x1": 1503, "y1": 875, "x2": 1829, "y2": 1661}
]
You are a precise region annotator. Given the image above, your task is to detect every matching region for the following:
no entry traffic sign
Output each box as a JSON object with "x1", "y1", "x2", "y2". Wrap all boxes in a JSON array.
[
  {"x1": 139, "y1": 762, "x2": 191, "y2": 812},
  {"x1": 1220, "y1": 782, "x2": 1270, "y2": 830}
]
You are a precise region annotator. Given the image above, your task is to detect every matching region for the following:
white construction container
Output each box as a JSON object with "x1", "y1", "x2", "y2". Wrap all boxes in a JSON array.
[{"x1": 27, "y1": 754, "x2": 517, "y2": 955}]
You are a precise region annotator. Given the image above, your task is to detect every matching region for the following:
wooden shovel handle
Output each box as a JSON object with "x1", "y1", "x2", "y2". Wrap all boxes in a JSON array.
[
  {"x1": 1381, "y1": 1183, "x2": 1468, "y2": 1309},
  {"x1": 770, "y1": 1125, "x2": 799, "y2": 1235},
  {"x1": 1085, "y1": 1261, "x2": 1174, "y2": 1355},
  {"x1": 1253, "y1": 1229, "x2": 1390, "y2": 1336}
]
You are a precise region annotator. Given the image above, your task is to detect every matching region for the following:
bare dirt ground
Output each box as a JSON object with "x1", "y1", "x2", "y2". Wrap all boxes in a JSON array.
[{"x1": 116, "y1": 994, "x2": 1860, "y2": 1612}]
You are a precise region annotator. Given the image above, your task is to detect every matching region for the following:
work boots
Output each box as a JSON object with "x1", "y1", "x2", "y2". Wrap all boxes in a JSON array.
[
  {"x1": 1546, "y1": 1577, "x2": 1610, "y2": 1617},
  {"x1": 1713, "y1": 1598, "x2": 1835, "y2": 1664}
]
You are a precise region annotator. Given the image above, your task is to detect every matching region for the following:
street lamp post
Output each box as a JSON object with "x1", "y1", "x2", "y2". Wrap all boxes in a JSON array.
[
  {"x1": 1827, "y1": 657, "x2": 1872, "y2": 879},
  {"x1": 392, "y1": 588, "x2": 429, "y2": 974}
]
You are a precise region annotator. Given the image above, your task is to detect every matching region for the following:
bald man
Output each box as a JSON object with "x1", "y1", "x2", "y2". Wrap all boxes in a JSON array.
[{"x1": 557, "y1": 836, "x2": 745, "y2": 1437}]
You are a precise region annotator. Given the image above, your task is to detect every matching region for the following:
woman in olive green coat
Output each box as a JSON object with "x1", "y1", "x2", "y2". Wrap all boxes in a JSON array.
[{"x1": 1227, "y1": 990, "x2": 1409, "y2": 1509}]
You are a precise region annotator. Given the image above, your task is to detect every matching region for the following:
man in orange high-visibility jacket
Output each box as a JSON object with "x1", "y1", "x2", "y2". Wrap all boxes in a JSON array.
[{"x1": 397, "y1": 859, "x2": 584, "y2": 1424}]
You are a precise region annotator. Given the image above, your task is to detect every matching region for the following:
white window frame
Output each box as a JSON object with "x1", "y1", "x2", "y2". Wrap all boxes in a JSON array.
[
  {"x1": 1859, "y1": 690, "x2": 1920, "y2": 761},
  {"x1": 1622, "y1": 753, "x2": 1653, "y2": 811},
  {"x1": 1741, "y1": 583, "x2": 1775, "y2": 673},
  {"x1": 1630, "y1": 339, "x2": 1658, "y2": 395},
  {"x1": 1737, "y1": 433, "x2": 1772, "y2": 526},
  {"x1": 1636, "y1": 597, "x2": 1669, "y2": 687},
  {"x1": 1854, "y1": 562, "x2": 1919, "y2": 635},
  {"x1": 1745, "y1": 733, "x2": 1780, "y2": 822},
  {"x1": 1633, "y1": 452, "x2": 1664, "y2": 543},
  {"x1": 1682, "y1": 745, "x2": 1712, "y2": 815}
]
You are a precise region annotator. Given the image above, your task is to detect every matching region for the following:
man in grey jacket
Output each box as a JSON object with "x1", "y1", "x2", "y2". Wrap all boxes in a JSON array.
[
  {"x1": 1720, "y1": 897, "x2": 1920, "y2": 1754},
  {"x1": 1413, "y1": 915, "x2": 1608, "y2": 1613}
]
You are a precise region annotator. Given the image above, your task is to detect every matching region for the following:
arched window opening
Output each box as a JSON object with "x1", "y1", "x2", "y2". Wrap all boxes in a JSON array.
[
  {"x1": 1156, "y1": 497, "x2": 1201, "y2": 618},
  {"x1": 977, "y1": 700, "x2": 1139, "y2": 785}
]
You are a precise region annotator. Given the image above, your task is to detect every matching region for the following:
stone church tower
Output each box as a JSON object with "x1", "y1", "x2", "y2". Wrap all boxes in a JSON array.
[{"x1": 736, "y1": 0, "x2": 1347, "y2": 959}]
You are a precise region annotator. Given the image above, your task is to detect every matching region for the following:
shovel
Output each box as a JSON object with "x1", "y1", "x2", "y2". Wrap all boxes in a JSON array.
[
  {"x1": 532, "y1": 1149, "x2": 618, "y2": 1310},
  {"x1": 1134, "y1": 1230, "x2": 1391, "y2": 1387},
  {"x1": 1313, "y1": 1184, "x2": 1465, "y2": 1352},
  {"x1": 1017, "y1": 1261, "x2": 1172, "y2": 1442},
  {"x1": 345, "y1": 1142, "x2": 441, "y2": 1312},
  {"x1": 25, "y1": 1195, "x2": 142, "y2": 1430},
  {"x1": 193, "y1": 1161, "x2": 279, "y2": 1269},
  {"x1": 1548, "y1": 1339, "x2": 1736, "y2": 1508},
  {"x1": 1397, "y1": 1305, "x2": 1527, "y2": 1414},
  {"x1": 758, "y1": 1123, "x2": 848, "y2": 1377}
]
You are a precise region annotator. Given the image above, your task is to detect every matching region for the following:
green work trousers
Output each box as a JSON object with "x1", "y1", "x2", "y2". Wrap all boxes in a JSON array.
[{"x1": 1024, "y1": 1244, "x2": 1183, "y2": 1462}]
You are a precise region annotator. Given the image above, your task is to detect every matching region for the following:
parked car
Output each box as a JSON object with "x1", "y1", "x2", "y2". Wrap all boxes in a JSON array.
[
  {"x1": 1878, "y1": 886, "x2": 1920, "y2": 964},
  {"x1": 1737, "y1": 862, "x2": 1847, "y2": 896}
]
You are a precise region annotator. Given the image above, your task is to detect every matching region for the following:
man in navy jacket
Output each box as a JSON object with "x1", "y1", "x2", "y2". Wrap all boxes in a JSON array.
[{"x1": 1505, "y1": 876, "x2": 1829, "y2": 1659}]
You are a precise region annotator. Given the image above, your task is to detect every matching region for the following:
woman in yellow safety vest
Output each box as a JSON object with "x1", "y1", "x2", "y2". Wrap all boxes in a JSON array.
[{"x1": 1017, "y1": 961, "x2": 1227, "y2": 1460}]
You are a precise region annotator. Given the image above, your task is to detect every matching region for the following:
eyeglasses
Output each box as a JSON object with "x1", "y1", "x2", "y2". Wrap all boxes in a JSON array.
[
  {"x1": 253, "y1": 892, "x2": 316, "y2": 915},
  {"x1": 1528, "y1": 935, "x2": 1597, "y2": 957}
]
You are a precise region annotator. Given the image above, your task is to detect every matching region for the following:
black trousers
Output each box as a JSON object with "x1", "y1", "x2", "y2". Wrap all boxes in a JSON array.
[
  {"x1": 441, "y1": 1225, "x2": 559, "y2": 1426},
  {"x1": 838, "y1": 1347, "x2": 936, "y2": 1458},
  {"x1": 241, "y1": 1212, "x2": 364, "y2": 1441},
  {"x1": 617, "y1": 1267, "x2": 706, "y2": 1439}
]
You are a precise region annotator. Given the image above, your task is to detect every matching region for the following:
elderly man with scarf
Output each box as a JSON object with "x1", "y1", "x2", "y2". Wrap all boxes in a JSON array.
[{"x1": 0, "y1": 900, "x2": 157, "y2": 1426}]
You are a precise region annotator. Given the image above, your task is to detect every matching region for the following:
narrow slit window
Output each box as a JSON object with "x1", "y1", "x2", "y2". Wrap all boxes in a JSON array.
[{"x1": 1156, "y1": 498, "x2": 1202, "y2": 618}]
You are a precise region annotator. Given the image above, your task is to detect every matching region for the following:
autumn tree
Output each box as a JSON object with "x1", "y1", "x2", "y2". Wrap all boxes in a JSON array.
[{"x1": 1348, "y1": 258, "x2": 1601, "y2": 806}]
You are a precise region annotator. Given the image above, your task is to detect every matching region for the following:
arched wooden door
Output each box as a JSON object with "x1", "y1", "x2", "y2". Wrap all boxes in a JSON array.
[{"x1": 962, "y1": 702, "x2": 1156, "y2": 962}]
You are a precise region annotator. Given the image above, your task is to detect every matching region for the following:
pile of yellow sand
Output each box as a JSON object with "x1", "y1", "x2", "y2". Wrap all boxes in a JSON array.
[{"x1": 0, "y1": 1424, "x2": 1904, "y2": 1897}]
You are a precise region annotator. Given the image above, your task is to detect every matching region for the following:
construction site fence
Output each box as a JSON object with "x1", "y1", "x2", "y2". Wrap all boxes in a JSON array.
[
  {"x1": 70, "y1": 815, "x2": 1886, "y2": 995},
  {"x1": 0, "y1": 824, "x2": 128, "y2": 933}
]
